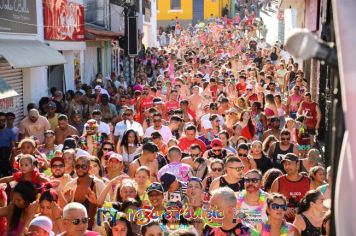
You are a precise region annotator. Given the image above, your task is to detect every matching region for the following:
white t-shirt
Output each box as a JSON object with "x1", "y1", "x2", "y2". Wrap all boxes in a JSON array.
[
  {"x1": 114, "y1": 120, "x2": 144, "y2": 139},
  {"x1": 84, "y1": 121, "x2": 110, "y2": 135},
  {"x1": 144, "y1": 125, "x2": 172, "y2": 143}
]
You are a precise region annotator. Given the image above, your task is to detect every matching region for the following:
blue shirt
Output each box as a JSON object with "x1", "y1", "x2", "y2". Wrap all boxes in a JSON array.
[{"x1": 0, "y1": 128, "x2": 16, "y2": 148}]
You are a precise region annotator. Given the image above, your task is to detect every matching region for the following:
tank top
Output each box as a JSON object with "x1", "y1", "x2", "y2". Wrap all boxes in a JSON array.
[
  {"x1": 301, "y1": 214, "x2": 321, "y2": 236},
  {"x1": 271, "y1": 142, "x2": 295, "y2": 171},
  {"x1": 300, "y1": 102, "x2": 318, "y2": 130},
  {"x1": 278, "y1": 175, "x2": 310, "y2": 222},
  {"x1": 219, "y1": 177, "x2": 243, "y2": 192}
]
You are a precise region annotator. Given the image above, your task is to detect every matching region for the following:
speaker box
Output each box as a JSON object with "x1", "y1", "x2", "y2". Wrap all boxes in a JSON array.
[{"x1": 128, "y1": 16, "x2": 138, "y2": 56}]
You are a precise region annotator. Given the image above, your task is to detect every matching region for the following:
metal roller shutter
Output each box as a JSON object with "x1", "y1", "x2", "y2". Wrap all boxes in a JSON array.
[{"x1": 0, "y1": 57, "x2": 24, "y2": 126}]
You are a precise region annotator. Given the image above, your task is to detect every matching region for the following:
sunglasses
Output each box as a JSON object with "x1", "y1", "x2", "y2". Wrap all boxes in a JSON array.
[
  {"x1": 281, "y1": 137, "x2": 290, "y2": 141},
  {"x1": 103, "y1": 148, "x2": 113, "y2": 151},
  {"x1": 271, "y1": 203, "x2": 288, "y2": 211},
  {"x1": 212, "y1": 149, "x2": 222, "y2": 153},
  {"x1": 66, "y1": 217, "x2": 89, "y2": 225},
  {"x1": 238, "y1": 153, "x2": 248, "y2": 157},
  {"x1": 228, "y1": 166, "x2": 244, "y2": 172},
  {"x1": 123, "y1": 113, "x2": 132, "y2": 116},
  {"x1": 75, "y1": 164, "x2": 88, "y2": 170},
  {"x1": 211, "y1": 167, "x2": 223, "y2": 172},
  {"x1": 153, "y1": 119, "x2": 161, "y2": 123},
  {"x1": 86, "y1": 127, "x2": 95, "y2": 130},
  {"x1": 244, "y1": 178, "x2": 260, "y2": 184},
  {"x1": 52, "y1": 164, "x2": 65, "y2": 169}
]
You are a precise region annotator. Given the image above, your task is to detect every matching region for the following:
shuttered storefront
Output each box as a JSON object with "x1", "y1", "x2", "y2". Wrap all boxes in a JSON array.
[{"x1": 0, "y1": 57, "x2": 24, "y2": 126}]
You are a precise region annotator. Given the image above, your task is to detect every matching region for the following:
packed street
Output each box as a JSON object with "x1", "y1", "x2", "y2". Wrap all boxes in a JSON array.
[{"x1": 0, "y1": 0, "x2": 348, "y2": 235}]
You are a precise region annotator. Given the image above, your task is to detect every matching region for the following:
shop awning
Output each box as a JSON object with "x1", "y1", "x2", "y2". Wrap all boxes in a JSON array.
[
  {"x1": 0, "y1": 39, "x2": 66, "y2": 68},
  {"x1": 0, "y1": 79, "x2": 18, "y2": 99},
  {"x1": 85, "y1": 25, "x2": 124, "y2": 40}
]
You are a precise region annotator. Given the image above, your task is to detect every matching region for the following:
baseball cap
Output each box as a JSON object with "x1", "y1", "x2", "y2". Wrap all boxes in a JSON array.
[
  {"x1": 246, "y1": 84, "x2": 253, "y2": 90},
  {"x1": 143, "y1": 142, "x2": 159, "y2": 153},
  {"x1": 188, "y1": 177, "x2": 203, "y2": 188},
  {"x1": 307, "y1": 149, "x2": 322, "y2": 164},
  {"x1": 226, "y1": 107, "x2": 238, "y2": 114},
  {"x1": 146, "y1": 182, "x2": 164, "y2": 194},
  {"x1": 153, "y1": 97, "x2": 164, "y2": 105},
  {"x1": 95, "y1": 85, "x2": 102, "y2": 90},
  {"x1": 201, "y1": 120, "x2": 213, "y2": 130},
  {"x1": 29, "y1": 216, "x2": 54, "y2": 236},
  {"x1": 109, "y1": 153, "x2": 123, "y2": 162},
  {"x1": 211, "y1": 138, "x2": 223, "y2": 148},
  {"x1": 62, "y1": 138, "x2": 77, "y2": 151},
  {"x1": 48, "y1": 101, "x2": 57, "y2": 109},
  {"x1": 160, "y1": 172, "x2": 177, "y2": 192},
  {"x1": 281, "y1": 153, "x2": 299, "y2": 163}
]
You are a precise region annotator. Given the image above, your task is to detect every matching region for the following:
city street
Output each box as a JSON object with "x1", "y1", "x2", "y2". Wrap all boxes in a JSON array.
[{"x1": 0, "y1": 0, "x2": 352, "y2": 235}]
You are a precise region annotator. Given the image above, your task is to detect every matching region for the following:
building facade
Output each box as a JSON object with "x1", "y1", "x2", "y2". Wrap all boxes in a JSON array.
[
  {"x1": 0, "y1": 0, "x2": 66, "y2": 125},
  {"x1": 157, "y1": 0, "x2": 231, "y2": 27}
]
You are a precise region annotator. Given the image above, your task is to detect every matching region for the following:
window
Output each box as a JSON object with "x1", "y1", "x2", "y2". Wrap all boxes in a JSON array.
[{"x1": 170, "y1": 0, "x2": 181, "y2": 10}]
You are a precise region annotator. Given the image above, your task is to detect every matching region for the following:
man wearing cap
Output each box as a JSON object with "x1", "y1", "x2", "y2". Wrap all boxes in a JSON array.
[
  {"x1": 178, "y1": 125, "x2": 207, "y2": 154},
  {"x1": 19, "y1": 109, "x2": 51, "y2": 143},
  {"x1": 55, "y1": 114, "x2": 79, "y2": 145},
  {"x1": 50, "y1": 156, "x2": 72, "y2": 193},
  {"x1": 128, "y1": 142, "x2": 159, "y2": 181},
  {"x1": 160, "y1": 172, "x2": 187, "y2": 203},
  {"x1": 106, "y1": 153, "x2": 125, "y2": 180},
  {"x1": 146, "y1": 182, "x2": 165, "y2": 214},
  {"x1": 158, "y1": 146, "x2": 192, "y2": 182},
  {"x1": 271, "y1": 153, "x2": 311, "y2": 222},
  {"x1": 243, "y1": 84, "x2": 258, "y2": 105},
  {"x1": 200, "y1": 103, "x2": 225, "y2": 127},
  {"x1": 24, "y1": 215, "x2": 55, "y2": 236},
  {"x1": 198, "y1": 120, "x2": 214, "y2": 146},
  {"x1": 152, "y1": 97, "x2": 166, "y2": 118},
  {"x1": 203, "y1": 138, "x2": 232, "y2": 160},
  {"x1": 300, "y1": 148, "x2": 323, "y2": 173},
  {"x1": 46, "y1": 101, "x2": 60, "y2": 131}
]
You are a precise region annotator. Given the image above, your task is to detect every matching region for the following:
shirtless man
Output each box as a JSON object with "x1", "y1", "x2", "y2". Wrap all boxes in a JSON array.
[
  {"x1": 55, "y1": 114, "x2": 79, "y2": 144},
  {"x1": 188, "y1": 86, "x2": 203, "y2": 117},
  {"x1": 128, "y1": 142, "x2": 159, "y2": 181}
]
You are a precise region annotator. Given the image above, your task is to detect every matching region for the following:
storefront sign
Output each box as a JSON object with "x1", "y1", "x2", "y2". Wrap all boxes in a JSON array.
[
  {"x1": 0, "y1": 97, "x2": 14, "y2": 110},
  {"x1": 44, "y1": 0, "x2": 85, "y2": 40},
  {"x1": 0, "y1": 0, "x2": 37, "y2": 34}
]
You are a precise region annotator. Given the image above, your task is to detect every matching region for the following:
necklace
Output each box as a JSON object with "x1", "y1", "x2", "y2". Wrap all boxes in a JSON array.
[
  {"x1": 236, "y1": 190, "x2": 267, "y2": 216},
  {"x1": 260, "y1": 220, "x2": 290, "y2": 236}
]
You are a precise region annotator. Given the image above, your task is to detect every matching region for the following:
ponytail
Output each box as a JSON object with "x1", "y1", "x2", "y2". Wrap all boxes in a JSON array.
[{"x1": 297, "y1": 190, "x2": 322, "y2": 214}]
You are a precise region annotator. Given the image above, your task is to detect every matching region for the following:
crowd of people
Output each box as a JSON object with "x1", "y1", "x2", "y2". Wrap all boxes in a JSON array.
[{"x1": 0, "y1": 1, "x2": 331, "y2": 236}]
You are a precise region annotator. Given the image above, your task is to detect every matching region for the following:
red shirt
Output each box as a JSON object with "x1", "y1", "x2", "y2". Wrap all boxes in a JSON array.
[
  {"x1": 139, "y1": 96, "x2": 154, "y2": 122},
  {"x1": 278, "y1": 175, "x2": 310, "y2": 222},
  {"x1": 178, "y1": 137, "x2": 207, "y2": 153},
  {"x1": 235, "y1": 83, "x2": 247, "y2": 97},
  {"x1": 299, "y1": 102, "x2": 318, "y2": 130}
]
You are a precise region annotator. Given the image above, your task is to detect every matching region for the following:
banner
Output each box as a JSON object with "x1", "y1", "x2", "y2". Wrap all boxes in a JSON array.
[{"x1": 44, "y1": 0, "x2": 85, "y2": 40}]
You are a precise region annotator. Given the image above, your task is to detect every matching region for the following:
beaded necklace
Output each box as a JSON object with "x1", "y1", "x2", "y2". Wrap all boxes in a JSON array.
[
  {"x1": 235, "y1": 189, "x2": 267, "y2": 218},
  {"x1": 260, "y1": 220, "x2": 291, "y2": 236}
]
